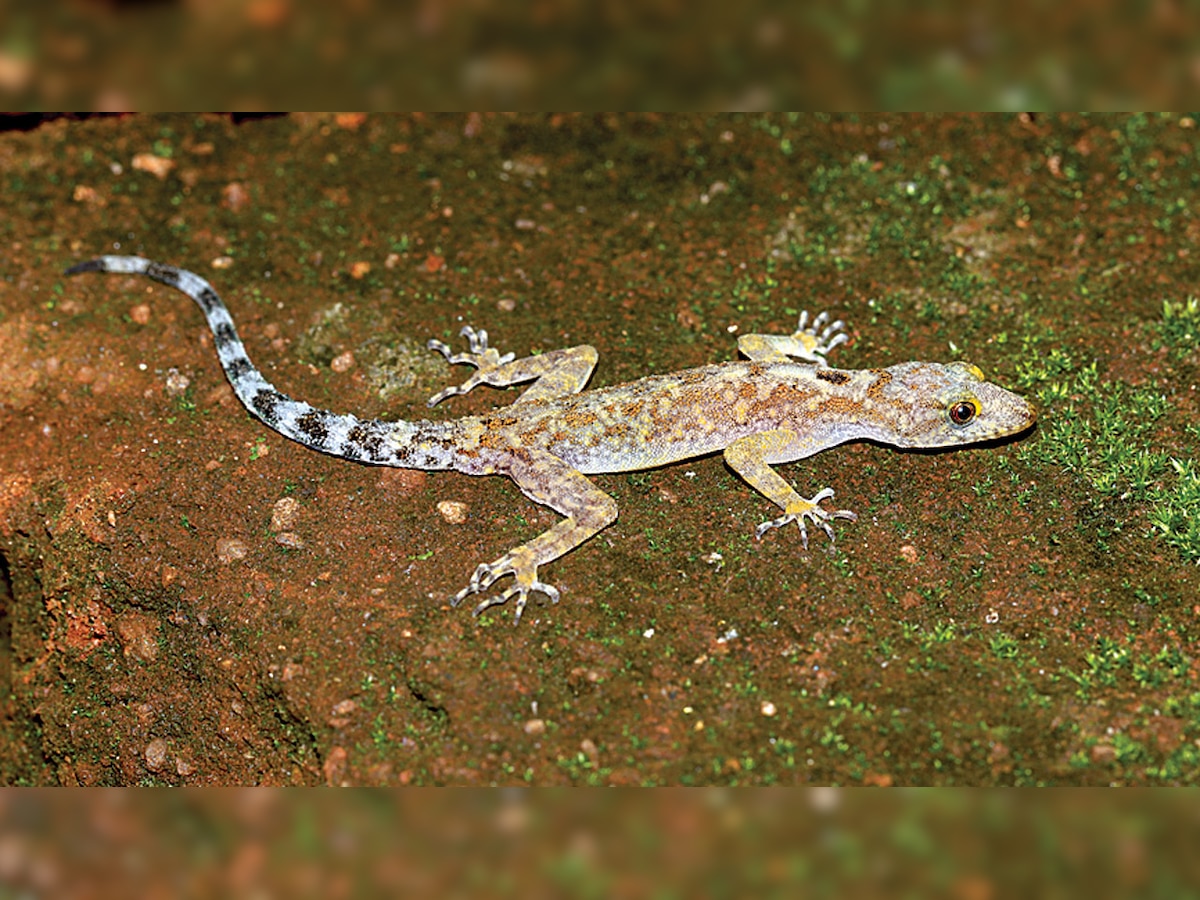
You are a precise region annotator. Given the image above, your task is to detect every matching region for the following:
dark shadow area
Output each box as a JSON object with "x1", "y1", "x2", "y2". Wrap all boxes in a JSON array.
[{"x1": 0, "y1": 551, "x2": 11, "y2": 710}]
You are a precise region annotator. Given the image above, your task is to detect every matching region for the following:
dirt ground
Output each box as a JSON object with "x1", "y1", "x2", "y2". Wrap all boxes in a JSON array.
[{"x1": 2, "y1": 113, "x2": 1198, "y2": 785}]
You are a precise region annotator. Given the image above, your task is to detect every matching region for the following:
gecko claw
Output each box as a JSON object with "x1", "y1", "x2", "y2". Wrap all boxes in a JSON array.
[{"x1": 754, "y1": 487, "x2": 858, "y2": 550}]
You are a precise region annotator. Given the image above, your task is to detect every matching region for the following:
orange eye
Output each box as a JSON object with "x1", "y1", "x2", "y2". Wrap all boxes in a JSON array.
[{"x1": 949, "y1": 401, "x2": 977, "y2": 426}]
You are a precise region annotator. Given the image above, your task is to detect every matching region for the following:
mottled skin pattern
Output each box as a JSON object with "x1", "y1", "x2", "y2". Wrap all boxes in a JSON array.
[{"x1": 66, "y1": 256, "x2": 1037, "y2": 623}]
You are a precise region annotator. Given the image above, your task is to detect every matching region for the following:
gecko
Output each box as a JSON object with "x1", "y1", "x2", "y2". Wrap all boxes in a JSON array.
[{"x1": 65, "y1": 256, "x2": 1037, "y2": 623}]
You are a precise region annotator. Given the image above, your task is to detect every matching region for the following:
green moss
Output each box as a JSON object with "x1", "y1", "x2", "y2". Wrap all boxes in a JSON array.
[
  {"x1": 294, "y1": 301, "x2": 352, "y2": 367},
  {"x1": 1151, "y1": 295, "x2": 1200, "y2": 359},
  {"x1": 1015, "y1": 332, "x2": 1200, "y2": 563}
]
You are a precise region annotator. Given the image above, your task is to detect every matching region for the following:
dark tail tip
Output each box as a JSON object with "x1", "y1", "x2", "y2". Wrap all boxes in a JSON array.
[{"x1": 64, "y1": 259, "x2": 104, "y2": 276}]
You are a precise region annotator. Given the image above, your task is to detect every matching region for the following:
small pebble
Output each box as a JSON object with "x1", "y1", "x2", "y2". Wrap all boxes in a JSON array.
[
  {"x1": 144, "y1": 738, "x2": 169, "y2": 771},
  {"x1": 215, "y1": 537, "x2": 249, "y2": 563},
  {"x1": 275, "y1": 532, "x2": 306, "y2": 550},
  {"x1": 323, "y1": 746, "x2": 349, "y2": 785},
  {"x1": 132, "y1": 153, "x2": 175, "y2": 180},
  {"x1": 73, "y1": 184, "x2": 104, "y2": 205},
  {"x1": 270, "y1": 497, "x2": 301, "y2": 531},
  {"x1": 116, "y1": 613, "x2": 159, "y2": 662},
  {"x1": 437, "y1": 500, "x2": 469, "y2": 524},
  {"x1": 221, "y1": 181, "x2": 250, "y2": 212},
  {"x1": 164, "y1": 370, "x2": 190, "y2": 397}
]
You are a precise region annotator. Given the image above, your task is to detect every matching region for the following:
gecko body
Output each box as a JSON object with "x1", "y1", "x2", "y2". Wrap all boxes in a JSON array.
[{"x1": 65, "y1": 256, "x2": 1036, "y2": 623}]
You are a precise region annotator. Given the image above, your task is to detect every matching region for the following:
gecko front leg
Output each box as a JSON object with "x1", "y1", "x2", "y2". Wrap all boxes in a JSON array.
[{"x1": 724, "y1": 428, "x2": 858, "y2": 550}]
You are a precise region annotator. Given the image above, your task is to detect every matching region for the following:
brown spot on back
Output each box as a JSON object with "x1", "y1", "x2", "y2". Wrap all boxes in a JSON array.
[
  {"x1": 564, "y1": 410, "x2": 598, "y2": 428},
  {"x1": 480, "y1": 415, "x2": 520, "y2": 448},
  {"x1": 817, "y1": 396, "x2": 860, "y2": 417},
  {"x1": 865, "y1": 369, "x2": 893, "y2": 398}
]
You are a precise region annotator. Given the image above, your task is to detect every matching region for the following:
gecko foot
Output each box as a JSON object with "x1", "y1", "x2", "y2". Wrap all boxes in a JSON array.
[
  {"x1": 452, "y1": 551, "x2": 561, "y2": 625},
  {"x1": 753, "y1": 487, "x2": 858, "y2": 550},
  {"x1": 427, "y1": 325, "x2": 516, "y2": 407},
  {"x1": 794, "y1": 310, "x2": 850, "y2": 360}
]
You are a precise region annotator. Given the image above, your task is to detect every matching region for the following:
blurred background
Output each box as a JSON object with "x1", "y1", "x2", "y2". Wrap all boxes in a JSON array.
[
  {"x1": 2, "y1": 0, "x2": 1197, "y2": 110},
  {"x1": 1, "y1": 789, "x2": 1198, "y2": 896}
]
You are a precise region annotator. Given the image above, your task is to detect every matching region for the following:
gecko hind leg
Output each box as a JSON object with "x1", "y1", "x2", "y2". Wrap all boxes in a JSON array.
[
  {"x1": 426, "y1": 326, "x2": 516, "y2": 406},
  {"x1": 451, "y1": 449, "x2": 617, "y2": 624},
  {"x1": 795, "y1": 310, "x2": 850, "y2": 358}
]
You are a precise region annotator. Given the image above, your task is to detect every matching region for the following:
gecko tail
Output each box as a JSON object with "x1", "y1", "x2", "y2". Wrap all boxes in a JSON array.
[
  {"x1": 64, "y1": 255, "x2": 431, "y2": 467},
  {"x1": 63, "y1": 259, "x2": 107, "y2": 276}
]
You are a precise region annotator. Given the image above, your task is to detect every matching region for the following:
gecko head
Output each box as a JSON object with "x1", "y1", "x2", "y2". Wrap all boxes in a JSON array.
[{"x1": 885, "y1": 361, "x2": 1037, "y2": 448}]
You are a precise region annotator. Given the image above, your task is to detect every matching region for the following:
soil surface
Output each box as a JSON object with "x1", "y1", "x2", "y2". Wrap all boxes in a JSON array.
[{"x1": 2, "y1": 113, "x2": 1198, "y2": 785}]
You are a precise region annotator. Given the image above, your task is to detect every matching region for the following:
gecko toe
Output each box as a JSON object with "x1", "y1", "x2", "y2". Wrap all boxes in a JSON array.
[
  {"x1": 471, "y1": 585, "x2": 519, "y2": 618},
  {"x1": 427, "y1": 384, "x2": 463, "y2": 407},
  {"x1": 810, "y1": 487, "x2": 835, "y2": 505},
  {"x1": 532, "y1": 579, "x2": 561, "y2": 605},
  {"x1": 451, "y1": 579, "x2": 482, "y2": 608}
]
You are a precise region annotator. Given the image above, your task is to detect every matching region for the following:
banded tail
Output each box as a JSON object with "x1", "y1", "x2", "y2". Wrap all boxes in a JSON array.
[{"x1": 64, "y1": 256, "x2": 447, "y2": 468}]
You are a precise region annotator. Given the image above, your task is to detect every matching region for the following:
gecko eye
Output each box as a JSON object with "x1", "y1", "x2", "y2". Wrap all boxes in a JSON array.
[{"x1": 949, "y1": 400, "x2": 978, "y2": 426}]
